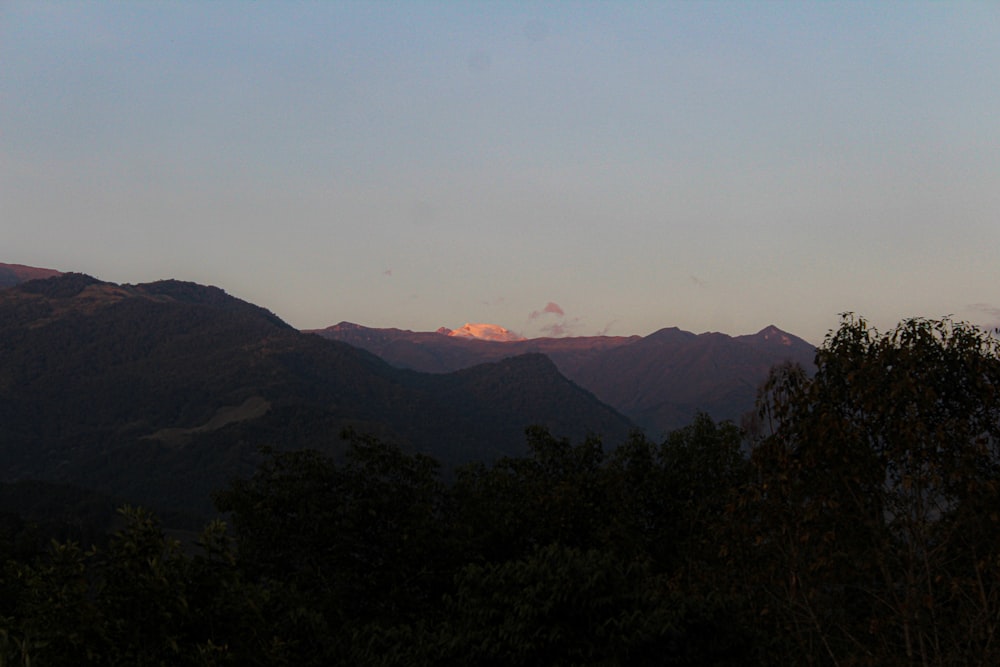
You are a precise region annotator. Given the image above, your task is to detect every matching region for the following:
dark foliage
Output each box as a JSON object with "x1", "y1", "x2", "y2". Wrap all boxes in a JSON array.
[
  {"x1": 727, "y1": 315, "x2": 1000, "y2": 666},
  {"x1": 2, "y1": 420, "x2": 751, "y2": 666}
]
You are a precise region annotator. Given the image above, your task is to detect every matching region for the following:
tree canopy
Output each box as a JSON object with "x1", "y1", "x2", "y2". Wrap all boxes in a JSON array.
[{"x1": 733, "y1": 315, "x2": 1000, "y2": 665}]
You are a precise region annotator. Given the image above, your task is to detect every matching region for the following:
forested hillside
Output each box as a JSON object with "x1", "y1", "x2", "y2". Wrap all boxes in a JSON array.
[
  {"x1": 0, "y1": 273, "x2": 633, "y2": 516},
  {"x1": 4, "y1": 315, "x2": 999, "y2": 666}
]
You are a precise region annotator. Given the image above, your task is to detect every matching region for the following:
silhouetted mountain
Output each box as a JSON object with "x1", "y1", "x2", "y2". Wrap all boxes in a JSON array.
[
  {"x1": 315, "y1": 321, "x2": 641, "y2": 373},
  {"x1": 568, "y1": 327, "x2": 815, "y2": 436},
  {"x1": 0, "y1": 274, "x2": 633, "y2": 516},
  {"x1": 314, "y1": 322, "x2": 816, "y2": 435}
]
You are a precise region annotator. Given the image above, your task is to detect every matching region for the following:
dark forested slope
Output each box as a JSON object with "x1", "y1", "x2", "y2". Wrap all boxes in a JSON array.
[{"x1": 0, "y1": 274, "x2": 633, "y2": 515}]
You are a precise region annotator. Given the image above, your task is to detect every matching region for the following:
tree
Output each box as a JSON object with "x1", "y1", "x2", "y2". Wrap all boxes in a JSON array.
[
  {"x1": 450, "y1": 426, "x2": 609, "y2": 563},
  {"x1": 1, "y1": 538, "x2": 103, "y2": 665},
  {"x1": 442, "y1": 543, "x2": 677, "y2": 667},
  {"x1": 735, "y1": 315, "x2": 1000, "y2": 666},
  {"x1": 2, "y1": 505, "x2": 275, "y2": 666},
  {"x1": 213, "y1": 432, "x2": 452, "y2": 664},
  {"x1": 445, "y1": 424, "x2": 751, "y2": 666},
  {"x1": 601, "y1": 415, "x2": 747, "y2": 575}
]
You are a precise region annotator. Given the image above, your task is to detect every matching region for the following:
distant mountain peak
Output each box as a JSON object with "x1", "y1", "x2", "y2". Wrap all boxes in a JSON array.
[
  {"x1": 446, "y1": 323, "x2": 526, "y2": 342},
  {"x1": 644, "y1": 326, "x2": 697, "y2": 343},
  {"x1": 733, "y1": 325, "x2": 815, "y2": 351},
  {"x1": 756, "y1": 325, "x2": 794, "y2": 345}
]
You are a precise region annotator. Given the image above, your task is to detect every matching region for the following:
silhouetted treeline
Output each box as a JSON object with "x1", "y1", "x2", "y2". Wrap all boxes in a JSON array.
[{"x1": 3, "y1": 315, "x2": 1000, "y2": 666}]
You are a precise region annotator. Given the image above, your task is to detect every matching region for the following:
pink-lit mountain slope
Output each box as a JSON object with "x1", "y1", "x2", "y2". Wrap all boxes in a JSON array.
[
  {"x1": 311, "y1": 322, "x2": 816, "y2": 435},
  {"x1": 0, "y1": 262, "x2": 63, "y2": 288}
]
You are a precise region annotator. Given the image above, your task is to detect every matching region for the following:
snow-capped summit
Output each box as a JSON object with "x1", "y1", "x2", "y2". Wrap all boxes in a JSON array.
[{"x1": 444, "y1": 323, "x2": 525, "y2": 342}]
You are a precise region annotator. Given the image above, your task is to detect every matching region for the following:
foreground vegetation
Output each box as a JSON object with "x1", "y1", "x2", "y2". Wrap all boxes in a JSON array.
[{"x1": 2, "y1": 316, "x2": 999, "y2": 666}]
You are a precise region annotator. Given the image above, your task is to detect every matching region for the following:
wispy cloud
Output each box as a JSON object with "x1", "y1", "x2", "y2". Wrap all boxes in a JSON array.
[
  {"x1": 539, "y1": 321, "x2": 576, "y2": 337},
  {"x1": 529, "y1": 301, "x2": 565, "y2": 319},
  {"x1": 596, "y1": 320, "x2": 617, "y2": 336},
  {"x1": 538, "y1": 317, "x2": 584, "y2": 337},
  {"x1": 527, "y1": 301, "x2": 583, "y2": 337}
]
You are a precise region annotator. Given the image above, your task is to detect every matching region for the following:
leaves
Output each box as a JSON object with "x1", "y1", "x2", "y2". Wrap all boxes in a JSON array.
[{"x1": 737, "y1": 315, "x2": 1000, "y2": 665}]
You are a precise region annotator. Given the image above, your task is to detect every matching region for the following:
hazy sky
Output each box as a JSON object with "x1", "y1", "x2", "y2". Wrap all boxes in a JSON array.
[{"x1": 3, "y1": 2, "x2": 999, "y2": 343}]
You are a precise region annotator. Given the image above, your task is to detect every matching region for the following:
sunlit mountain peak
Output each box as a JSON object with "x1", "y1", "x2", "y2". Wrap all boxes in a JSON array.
[{"x1": 444, "y1": 323, "x2": 525, "y2": 342}]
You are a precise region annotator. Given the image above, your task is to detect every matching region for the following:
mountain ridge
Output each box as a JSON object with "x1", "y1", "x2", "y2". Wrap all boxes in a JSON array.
[
  {"x1": 314, "y1": 321, "x2": 816, "y2": 434},
  {"x1": 1, "y1": 272, "x2": 634, "y2": 516}
]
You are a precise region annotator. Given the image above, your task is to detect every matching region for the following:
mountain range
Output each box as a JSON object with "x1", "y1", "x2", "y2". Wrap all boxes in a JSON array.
[
  {"x1": 1, "y1": 262, "x2": 816, "y2": 519},
  {"x1": 0, "y1": 267, "x2": 631, "y2": 516},
  {"x1": 312, "y1": 320, "x2": 816, "y2": 435}
]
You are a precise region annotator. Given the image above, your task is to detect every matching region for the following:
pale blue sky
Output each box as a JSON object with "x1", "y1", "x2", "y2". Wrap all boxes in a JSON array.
[{"x1": 3, "y1": 1, "x2": 999, "y2": 343}]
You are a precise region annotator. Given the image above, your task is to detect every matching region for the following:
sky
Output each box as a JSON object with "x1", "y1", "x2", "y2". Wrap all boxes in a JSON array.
[{"x1": 3, "y1": 1, "x2": 999, "y2": 344}]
